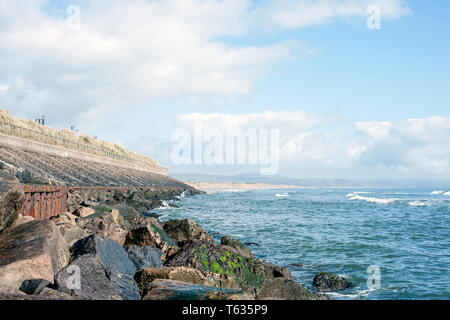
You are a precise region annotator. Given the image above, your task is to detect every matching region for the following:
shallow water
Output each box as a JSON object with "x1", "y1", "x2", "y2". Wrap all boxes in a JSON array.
[{"x1": 156, "y1": 187, "x2": 450, "y2": 300}]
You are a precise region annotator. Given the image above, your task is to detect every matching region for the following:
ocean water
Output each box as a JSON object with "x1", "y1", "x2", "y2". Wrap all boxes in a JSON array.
[{"x1": 156, "y1": 188, "x2": 450, "y2": 300}]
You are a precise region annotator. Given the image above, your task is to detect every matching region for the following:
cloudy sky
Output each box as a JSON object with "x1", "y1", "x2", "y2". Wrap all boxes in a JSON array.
[{"x1": 1, "y1": 0, "x2": 450, "y2": 179}]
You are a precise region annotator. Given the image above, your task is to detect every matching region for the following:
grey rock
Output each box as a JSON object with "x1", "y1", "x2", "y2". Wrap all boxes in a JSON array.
[
  {"x1": 54, "y1": 234, "x2": 140, "y2": 300},
  {"x1": 256, "y1": 278, "x2": 329, "y2": 300},
  {"x1": 262, "y1": 262, "x2": 292, "y2": 279},
  {"x1": 19, "y1": 279, "x2": 52, "y2": 295},
  {"x1": 125, "y1": 245, "x2": 163, "y2": 270},
  {"x1": 0, "y1": 168, "x2": 24, "y2": 234},
  {"x1": 77, "y1": 209, "x2": 129, "y2": 246}
]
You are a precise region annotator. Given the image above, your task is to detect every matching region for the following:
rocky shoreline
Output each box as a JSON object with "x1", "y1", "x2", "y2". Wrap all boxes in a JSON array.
[{"x1": 0, "y1": 167, "x2": 349, "y2": 300}]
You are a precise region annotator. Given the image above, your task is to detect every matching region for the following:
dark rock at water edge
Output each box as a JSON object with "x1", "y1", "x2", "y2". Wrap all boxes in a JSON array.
[
  {"x1": 256, "y1": 278, "x2": 329, "y2": 300},
  {"x1": 313, "y1": 272, "x2": 352, "y2": 292}
]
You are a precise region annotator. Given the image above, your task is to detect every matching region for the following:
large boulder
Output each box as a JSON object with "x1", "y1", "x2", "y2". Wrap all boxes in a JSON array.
[
  {"x1": 54, "y1": 234, "x2": 140, "y2": 300},
  {"x1": 256, "y1": 278, "x2": 328, "y2": 300},
  {"x1": 221, "y1": 235, "x2": 253, "y2": 259},
  {"x1": 163, "y1": 219, "x2": 215, "y2": 246},
  {"x1": 134, "y1": 267, "x2": 236, "y2": 297},
  {"x1": 165, "y1": 240, "x2": 266, "y2": 292},
  {"x1": 142, "y1": 279, "x2": 236, "y2": 300},
  {"x1": 125, "y1": 245, "x2": 164, "y2": 270},
  {"x1": 77, "y1": 209, "x2": 129, "y2": 246},
  {"x1": 125, "y1": 223, "x2": 175, "y2": 255},
  {"x1": 312, "y1": 272, "x2": 352, "y2": 292},
  {"x1": 0, "y1": 220, "x2": 68, "y2": 294},
  {"x1": 0, "y1": 168, "x2": 24, "y2": 234}
]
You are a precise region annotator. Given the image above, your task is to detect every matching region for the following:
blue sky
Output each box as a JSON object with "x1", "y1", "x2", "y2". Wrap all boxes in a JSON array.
[{"x1": 1, "y1": 1, "x2": 450, "y2": 179}]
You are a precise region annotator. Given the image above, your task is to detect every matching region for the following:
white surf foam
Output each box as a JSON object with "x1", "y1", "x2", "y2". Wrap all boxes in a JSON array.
[
  {"x1": 275, "y1": 193, "x2": 289, "y2": 197},
  {"x1": 444, "y1": 192, "x2": 450, "y2": 196},
  {"x1": 431, "y1": 191, "x2": 445, "y2": 195},
  {"x1": 346, "y1": 193, "x2": 398, "y2": 204},
  {"x1": 408, "y1": 201, "x2": 429, "y2": 207}
]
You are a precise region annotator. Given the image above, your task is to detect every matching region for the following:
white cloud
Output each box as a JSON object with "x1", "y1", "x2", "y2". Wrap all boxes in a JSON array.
[
  {"x1": 256, "y1": 0, "x2": 411, "y2": 29},
  {"x1": 0, "y1": 0, "x2": 411, "y2": 130},
  {"x1": 172, "y1": 111, "x2": 450, "y2": 178}
]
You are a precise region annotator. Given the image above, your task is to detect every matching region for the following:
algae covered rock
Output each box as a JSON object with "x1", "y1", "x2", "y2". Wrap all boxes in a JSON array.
[
  {"x1": 312, "y1": 272, "x2": 352, "y2": 292},
  {"x1": 165, "y1": 240, "x2": 266, "y2": 291},
  {"x1": 221, "y1": 235, "x2": 253, "y2": 259}
]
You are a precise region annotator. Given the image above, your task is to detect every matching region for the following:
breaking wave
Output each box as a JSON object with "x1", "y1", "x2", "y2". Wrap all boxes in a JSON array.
[
  {"x1": 346, "y1": 193, "x2": 398, "y2": 204},
  {"x1": 275, "y1": 193, "x2": 289, "y2": 197}
]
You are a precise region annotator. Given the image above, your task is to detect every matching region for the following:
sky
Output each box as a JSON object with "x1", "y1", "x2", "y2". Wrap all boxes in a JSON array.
[{"x1": 1, "y1": 0, "x2": 450, "y2": 179}]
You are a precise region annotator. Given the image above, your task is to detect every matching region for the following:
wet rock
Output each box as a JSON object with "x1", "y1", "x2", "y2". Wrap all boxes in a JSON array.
[
  {"x1": 54, "y1": 234, "x2": 140, "y2": 300},
  {"x1": 261, "y1": 262, "x2": 292, "y2": 279},
  {"x1": 142, "y1": 279, "x2": 235, "y2": 300},
  {"x1": 221, "y1": 235, "x2": 253, "y2": 259},
  {"x1": 19, "y1": 279, "x2": 52, "y2": 295},
  {"x1": 165, "y1": 240, "x2": 265, "y2": 291},
  {"x1": 256, "y1": 278, "x2": 328, "y2": 300},
  {"x1": 312, "y1": 272, "x2": 352, "y2": 292},
  {"x1": 163, "y1": 219, "x2": 215, "y2": 246},
  {"x1": 0, "y1": 220, "x2": 68, "y2": 293},
  {"x1": 0, "y1": 168, "x2": 24, "y2": 234},
  {"x1": 125, "y1": 223, "x2": 175, "y2": 254},
  {"x1": 125, "y1": 245, "x2": 164, "y2": 270},
  {"x1": 77, "y1": 209, "x2": 129, "y2": 246}
]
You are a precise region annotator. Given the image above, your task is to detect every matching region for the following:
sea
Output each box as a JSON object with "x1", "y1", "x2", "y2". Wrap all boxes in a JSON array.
[{"x1": 155, "y1": 187, "x2": 450, "y2": 300}]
